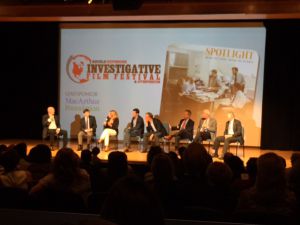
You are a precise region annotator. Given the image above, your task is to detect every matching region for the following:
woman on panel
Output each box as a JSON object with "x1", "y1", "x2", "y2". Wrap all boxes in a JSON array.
[{"x1": 98, "y1": 110, "x2": 119, "y2": 152}]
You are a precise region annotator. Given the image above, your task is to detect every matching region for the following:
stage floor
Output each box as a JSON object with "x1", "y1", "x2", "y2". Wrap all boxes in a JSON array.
[{"x1": 0, "y1": 139, "x2": 296, "y2": 168}]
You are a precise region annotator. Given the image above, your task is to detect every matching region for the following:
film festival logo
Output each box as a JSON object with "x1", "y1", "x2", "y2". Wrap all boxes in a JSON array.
[
  {"x1": 66, "y1": 54, "x2": 161, "y2": 84},
  {"x1": 66, "y1": 54, "x2": 92, "y2": 84}
]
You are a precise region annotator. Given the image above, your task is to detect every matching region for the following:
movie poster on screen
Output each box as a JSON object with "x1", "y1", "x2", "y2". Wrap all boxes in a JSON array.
[{"x1": 160, "y1": 44, "x2": 260, "y2": 146}]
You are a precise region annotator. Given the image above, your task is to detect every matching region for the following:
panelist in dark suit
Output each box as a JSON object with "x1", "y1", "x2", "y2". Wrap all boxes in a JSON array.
[
  {"x1": 77, "y1": 108, "x2": 97, "y2": 151},
  {"x1": 212, "y1": 112, "x2": 244, "y2": 159},
  {"x1": 142, "y1": 112, "x2": 167, "y2": 152},
  {"x1": 123, "y1": 108, "x2": 144, "y2": 151},
  {"x1": 164, "y1": 109, "x2": 194, "y2": 150},
  {"x1": 98, "y1": 110, "x2": 119, "y2": 152},
  {"x1": 194, "y1": 109, "x2": 217, "y2": 143},
  {"x1": 42, "y1": 106, "x2": 68, "y2": 149}
]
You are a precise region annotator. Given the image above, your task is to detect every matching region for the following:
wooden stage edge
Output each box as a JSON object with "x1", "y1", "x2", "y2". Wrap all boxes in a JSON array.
[{"x1": 0, "y1": 139, "x2": 296, "y2": 168}]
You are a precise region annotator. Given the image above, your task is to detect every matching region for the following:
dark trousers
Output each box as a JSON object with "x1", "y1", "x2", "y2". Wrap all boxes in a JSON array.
[
  {"x1": 143, "y1": 132, "x2": 162, "y2": 150},
  {"x1": 123, "y1": 128, "x2": 142, "y2": 147},
  {"x1": 172, "y1": 129, "x2": 192, "y2": 148},
  {"x1": 213, "y1": 135, "x2": 241, "y2": 156},
  {"x1": 48, "y1": 129, "x2": 68, "y2": 147},
  {"x1": 194, "y1": 131, "x2": 211, "y2": 143}
]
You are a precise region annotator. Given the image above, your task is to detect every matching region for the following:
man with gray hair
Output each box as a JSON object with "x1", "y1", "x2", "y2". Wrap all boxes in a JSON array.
[
  {"x1": 42, "y1": 106, "x2": 68, "y2": 149},
  {"x1": 193, "y1": 109, "x2": 217, "y2": 144}
]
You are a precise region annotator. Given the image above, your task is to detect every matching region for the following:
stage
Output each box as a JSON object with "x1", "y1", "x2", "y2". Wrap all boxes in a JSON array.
[{"x1": 0, "y1": 139, "x2": 296, "y2": 168}]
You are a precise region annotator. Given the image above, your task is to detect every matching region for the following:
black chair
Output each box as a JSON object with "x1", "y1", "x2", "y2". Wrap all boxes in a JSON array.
[
  {"x1": 109, "y1": 134, "x2": 119, "y2": 150},
  {"x1": 42, "y1": 132, "x2": 60, "y2": 149},
  {"x1": 229, "y1": 126, "x2": 245, "y2": 158},
  {"x1": 200, "y1": 129, "x2": 217, "y2": 153},
  {"x1": 161, "y1": 122, "x2": 171, "y2": 152}
]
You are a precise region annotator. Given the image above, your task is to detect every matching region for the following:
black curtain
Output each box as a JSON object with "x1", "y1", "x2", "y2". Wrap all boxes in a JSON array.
[
  {"x1": 261, "y1": 20, "x2": 300, "y2": 150},
  {"x1": 0, "y1": 23, "x2": 59, "y2": 139}
]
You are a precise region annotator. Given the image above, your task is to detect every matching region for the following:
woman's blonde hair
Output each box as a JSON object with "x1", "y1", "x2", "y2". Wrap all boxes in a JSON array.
[{"x1": 110, "y1": 110, "x2": 118, "y2": 119}]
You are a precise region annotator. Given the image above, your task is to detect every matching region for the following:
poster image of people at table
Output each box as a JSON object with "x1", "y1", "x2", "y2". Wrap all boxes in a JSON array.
[{"x1": 159, "y1": 44, "x2": 261, "y2": 146}]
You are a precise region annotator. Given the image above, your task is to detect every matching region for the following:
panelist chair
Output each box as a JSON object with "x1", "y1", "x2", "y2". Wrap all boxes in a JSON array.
[
  {"x1": 42, "y1": 131, "x2": 60, "y2": 149},
  {"x1": 109, "y1": 135, "x2": 119, "y2": 150},
  {"x1": 229, "y1": 126, "x2": 245, "y2": 158},
  {"x1": 201, "y1": 130, "x2": 217, "y2": 153},
  {"x1": 124, "y1": 123, "x2": 143, "y2": 150},
  {"x1": 88, "y1": 133, "x2": 98, "y2": 150},
  {"x1": 162, "y1": 123, "x2": 192, "y2": 152},
  {"x1": 97, "y1": 134, "x2": 118, "y2": 151},
  {"x1": 161, "y1": 122, "x2": 171, "y2": 152},
  {"x1": 178, "y1": 138, "x2": 192, "y2": 148},
  {"x1": 129, "y1": 136, "x2": 143, "y2": 150}
]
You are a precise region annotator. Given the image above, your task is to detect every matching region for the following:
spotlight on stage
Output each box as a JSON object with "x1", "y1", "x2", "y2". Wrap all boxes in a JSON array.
[{"x1": 112, "y1": 0, "x2": 143, "y2": 10}]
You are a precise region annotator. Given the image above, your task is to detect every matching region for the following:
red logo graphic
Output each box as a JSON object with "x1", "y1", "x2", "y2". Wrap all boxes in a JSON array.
[{"x1": 66, "y1": 55, "x2": 92, "y2": 84}]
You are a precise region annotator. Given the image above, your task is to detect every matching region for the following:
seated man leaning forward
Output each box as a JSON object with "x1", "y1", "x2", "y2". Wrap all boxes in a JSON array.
[
  {"x1": 142, "y1": 113, "x2": 167, "y2": 153},
  {"x1": 122, "y1": 108, "x2": 145, "y2": 152},
  {"x1": 164, "y1": 109, "x2": 194, "y2": 150},
  {"x1": 212, "y1": 112, "x2": 244, "y2": 159}
]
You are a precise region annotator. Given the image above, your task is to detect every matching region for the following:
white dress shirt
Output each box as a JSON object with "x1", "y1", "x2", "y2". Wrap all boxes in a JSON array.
[
  {"x1": 200, "y1": 118, "x2": 209, "y2": 132},
  {"x1": 133, "y1": 117, "x2": 137, "y2": 128},
  {"x1": 48, "y1": 116, "x2": 57, "y2": 130},
  {"x1": 85, "y1": 117, "x2": 90, "y2": 129},
  {"x1": 150, "y1": 121, "x2": 157, "y2": 132},
  {"x1": 227, "y1": 119, "x2": 234, "y2": 135}
]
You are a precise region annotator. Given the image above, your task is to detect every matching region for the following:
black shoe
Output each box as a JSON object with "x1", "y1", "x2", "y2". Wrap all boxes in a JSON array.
[{"x1": 77, "y1": 145, "x2": 83, "y2": 151}]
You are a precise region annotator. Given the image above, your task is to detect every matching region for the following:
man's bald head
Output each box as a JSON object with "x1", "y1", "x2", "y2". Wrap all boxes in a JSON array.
[
  {"x1": 202, "y1": 109, "x2": 210, "y2": 119},
  {"x1": 47, "y1": 106, "x2": 55, "y2": 115}
]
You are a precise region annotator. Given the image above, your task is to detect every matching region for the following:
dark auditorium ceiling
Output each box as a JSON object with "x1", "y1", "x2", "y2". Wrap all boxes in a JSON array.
[{"x1": 0, "y1": 0, "x2": 300, "y2": 21}]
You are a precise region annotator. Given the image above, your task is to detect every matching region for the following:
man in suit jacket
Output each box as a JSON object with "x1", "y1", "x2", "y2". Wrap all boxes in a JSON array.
[
  {"x1": 164, "y1": 109, "x2": 194, "y2": 150},
  {"x1": 123, "y1": 108, "x2": 145, "y2": 151},
  {"x1": 212, "y1": 112, "x2": 244, "y2": 159},
  {"x1": 42, "y1": 106, "x2": 68, "y2": 149},
  {"x1": 142, "y1": 112, "x2": 167, "y2": 152},
  {"x1": 194, "y1": 109, "x2": 217, "y2": 143},
  {"x1": 77, "y1": 108, "x2": 97, "y2": 151}
]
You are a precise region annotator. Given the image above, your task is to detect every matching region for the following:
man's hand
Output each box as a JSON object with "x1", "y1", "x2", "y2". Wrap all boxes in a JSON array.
[
  {"x1": 48, "y1": 116, "x2": 54, "y2": 123},
  {"x1": 56, "y1": 128, "x2": 61, "y2": 134}
]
